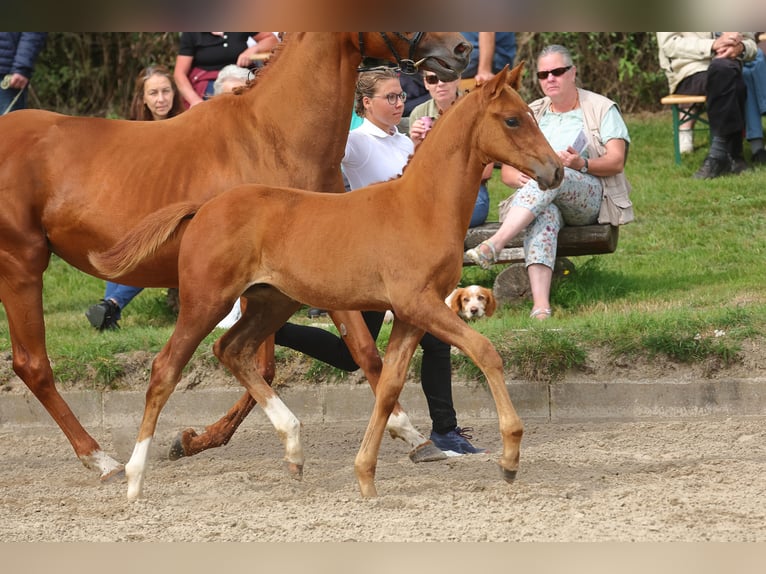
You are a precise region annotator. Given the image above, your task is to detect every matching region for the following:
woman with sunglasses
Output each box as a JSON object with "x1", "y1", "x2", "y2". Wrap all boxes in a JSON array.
[
  {"x1": 409, "y1": 70, "x2": 493, "y2": 227},
  {"x1": 465, "y1": 44, "x2": 633, "y2": 320},
  {"x1": 273, "y1": 68, "x2": 487, "y2": 456}
]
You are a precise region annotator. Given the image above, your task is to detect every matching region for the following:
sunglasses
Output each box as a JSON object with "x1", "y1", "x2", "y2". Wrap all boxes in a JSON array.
[
  {"x1": 423, "y1": 73, "x2": 440, "y2": 85},
  {"x1": 536, "y1": 65, "x2": 572, "y2": 80}
]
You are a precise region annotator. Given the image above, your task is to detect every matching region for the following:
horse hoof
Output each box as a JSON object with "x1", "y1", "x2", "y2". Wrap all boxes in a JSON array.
[
  {"x1": 408, "y1": 440, "x2": 448, "y2": 463},
  {"x1": 100, "y1": 465, "x2": 125, "y2": 483},
  {"x1": 285, "y1": 461, "x2": 304, "y2": 480},
  {"x1": 499, "y1": 464, "x2": 517, "y2": 483},
  {"x1": 168, "y1": 428, "x2": 196, "y2": 460}
]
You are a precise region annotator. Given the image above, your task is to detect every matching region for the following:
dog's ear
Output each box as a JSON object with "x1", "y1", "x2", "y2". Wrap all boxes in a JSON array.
[
  {"x1": 450, "y1": 289, "x2": 464, "y2": 314},
  {"x1": 484, "y1": 288, "x2": 497, "y2": 317}
]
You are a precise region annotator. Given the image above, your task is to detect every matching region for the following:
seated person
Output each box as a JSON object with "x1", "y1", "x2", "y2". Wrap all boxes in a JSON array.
[{"x1": 465, "y1": 44, "x2": 633, "y2": 321}]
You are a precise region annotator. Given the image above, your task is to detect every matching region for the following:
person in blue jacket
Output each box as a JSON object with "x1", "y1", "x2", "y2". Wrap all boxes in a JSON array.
[{"x1": 0, "y1": 32, "x2": 47, "y2": 114}]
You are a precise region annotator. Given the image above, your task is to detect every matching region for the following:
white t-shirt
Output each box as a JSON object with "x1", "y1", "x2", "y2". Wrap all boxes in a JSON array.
[{"x1": 341, "y1": 118, "x2": 414, "y2": 190}]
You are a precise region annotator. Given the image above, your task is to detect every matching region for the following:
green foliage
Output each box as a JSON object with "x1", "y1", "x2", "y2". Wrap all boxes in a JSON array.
[
  {"x1": 514, "y1": 33, "x2": 666, "y2": 113},
  {"x1": 29, "y1": 33, "x2": 669, "y2": 118}
]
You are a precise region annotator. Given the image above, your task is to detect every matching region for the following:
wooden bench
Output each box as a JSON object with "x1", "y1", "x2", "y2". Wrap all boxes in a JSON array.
[
  {"x1": 463, "y1": 222, "x2": 619, "y2": 301},
  {"x1": 464, "y1": 222, "x2": 619, "y2": 265},
  {"x1": 660, "y1": 94, "x2": 709, "y2": 165}
]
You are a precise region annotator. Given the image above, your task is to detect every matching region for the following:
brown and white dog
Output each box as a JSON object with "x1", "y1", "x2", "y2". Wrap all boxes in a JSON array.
[
  {"x1": 384, "y1": 285, "x2": 496, "y2": 323},
  {"x1": 445, "y1": 285, "x2": 496, "y2": 320}
]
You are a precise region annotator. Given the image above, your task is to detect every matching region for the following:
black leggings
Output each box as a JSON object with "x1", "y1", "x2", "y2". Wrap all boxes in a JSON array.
[{"x1": 275, "y1": 311, "x2": 457, "y2": 434}]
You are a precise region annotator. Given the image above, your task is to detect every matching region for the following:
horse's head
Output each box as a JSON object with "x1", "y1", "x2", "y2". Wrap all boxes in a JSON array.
[
  {"x1": 357, "y1": 33, "x2": 471, "y2": 81},
  {"x1": 475, "y1": 63, "x2": 564, "y2": 191}
]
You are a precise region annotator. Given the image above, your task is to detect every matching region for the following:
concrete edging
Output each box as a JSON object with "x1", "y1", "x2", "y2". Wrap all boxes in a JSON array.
[{"x1": 2, "y1": 377, "x2": 766, "y2": 431}]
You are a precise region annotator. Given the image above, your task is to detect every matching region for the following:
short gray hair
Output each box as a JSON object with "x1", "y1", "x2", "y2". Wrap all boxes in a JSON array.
[
  {"x1": 537, "y1": 44, "x2": 574, "y2": 68},
  {"x1": 213, "y1": 65, "x2": 251, "y2": 95}
]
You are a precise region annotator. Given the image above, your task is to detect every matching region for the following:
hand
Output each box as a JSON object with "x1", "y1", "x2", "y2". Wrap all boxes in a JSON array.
[
  {"x1": 712, "y1": 33, "x2": 744, "y2": 59},
  {"x1": 237, "y1": 45, "x2": 260, "y2": 67},
  {"x1": 7, "y1": 73, "x2": 29, "y2": 90},
  {"x1": 474, "y1": 71, "x2": 494, "y2": 85},
  {"x1": 558, "y1": 146, "x2": 586, "y2": 171},
  {"x1": 408, "y1": 117, "x2": 431, "y2": 144}
]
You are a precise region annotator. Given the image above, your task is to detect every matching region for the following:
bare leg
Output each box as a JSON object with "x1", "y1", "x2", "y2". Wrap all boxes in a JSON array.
[{"x1": 527, "y1": 263, "x2": 553, "y2": 320}]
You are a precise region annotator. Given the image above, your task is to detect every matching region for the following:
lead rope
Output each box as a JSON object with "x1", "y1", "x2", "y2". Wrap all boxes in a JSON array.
[{"x1": 1, "y1": 75, "x2": 26, "y2": 115}]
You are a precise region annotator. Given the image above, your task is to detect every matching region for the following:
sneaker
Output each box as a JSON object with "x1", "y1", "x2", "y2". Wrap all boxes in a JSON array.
[
  {"x1": 85, "y1": 299, "x2": 120, "y2": 331},
  {"x1": 693, "y1": 155, "x2": 731, "y2": 179},
  {"x1": 730, "y1": 156, "x2": 748, "y2": 175},
  {"x1": 429, "y1": 426, "x2": 488, "y2": 455},
  {"x1": 752, "y1": 149, "x2": 766, "y2": 167},
  {"x1": 679, "y1": 129, "x2": 694, "y2": 154}
]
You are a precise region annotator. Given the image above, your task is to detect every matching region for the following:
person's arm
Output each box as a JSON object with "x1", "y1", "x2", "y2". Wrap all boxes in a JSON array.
[
  {"x1": 8, "y1": 32, "x2": 47, "y2": 89},
  {"x1": 562, "y1": 138, "x2": 626, "y2": 177},
  {"x1": 474, "y1": 32, "x2": 496, "y2": 84},
  {"x1": 236, "y1": 33, "x2": 279, "y2": 66},
  {"x1": 173, "y1": 54, "x2": 203, "y2": 107},
  {"x1": 500, "y1": 163, "x2": 530, "y2": 188}
]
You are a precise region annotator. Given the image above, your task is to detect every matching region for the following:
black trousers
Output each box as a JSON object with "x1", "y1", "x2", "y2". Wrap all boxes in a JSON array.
[
  {"x1": 275, "y1": 311, "x2": 457, "y2": 434},
  {"x1": 676, "y1": 57, "x2": 747, "y2": 138}
]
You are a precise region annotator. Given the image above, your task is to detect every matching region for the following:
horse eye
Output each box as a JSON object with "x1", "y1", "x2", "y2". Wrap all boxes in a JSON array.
[{"x1": 505, "y1": 117, "x2": 519, "y2": 128}]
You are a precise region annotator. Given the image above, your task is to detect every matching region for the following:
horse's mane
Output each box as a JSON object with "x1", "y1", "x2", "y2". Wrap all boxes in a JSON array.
[{"x1": 232, "y1": 34, "x2": 290, "y2": 96}]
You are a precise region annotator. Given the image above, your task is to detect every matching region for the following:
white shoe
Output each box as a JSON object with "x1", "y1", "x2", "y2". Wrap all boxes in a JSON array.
[{"x1": 679, "y1": 129, "x2": 693, "y2": 154}]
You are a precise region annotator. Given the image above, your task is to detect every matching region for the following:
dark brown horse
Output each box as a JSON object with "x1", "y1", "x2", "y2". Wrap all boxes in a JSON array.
[
  {"x1": 0, "y1": 33, "x2": 471, "y2": 480},
  {"x1": 91, "y1": 65, "x2": 564, "y2": 499}
]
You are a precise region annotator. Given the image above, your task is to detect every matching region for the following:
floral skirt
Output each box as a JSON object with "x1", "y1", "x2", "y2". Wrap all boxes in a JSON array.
[{"x1": 505, "y1": 167, "x2": 602, "y2": 269}]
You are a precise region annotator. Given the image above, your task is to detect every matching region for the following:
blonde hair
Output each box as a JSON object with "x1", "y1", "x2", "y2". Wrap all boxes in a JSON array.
[{"x1": 354, "y1": 68, "x2": 400, "y2": 117}]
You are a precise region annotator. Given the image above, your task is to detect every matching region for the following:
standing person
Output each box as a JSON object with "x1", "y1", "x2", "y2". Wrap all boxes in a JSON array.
[
  {"x1": 409, "y1": 69, "x2": 493, "y2": 227},
  {"x1": 173, "y1": 32, "x2": 278, "y2": 108},
  {"x1": 657, "y1": 32, "x2": 757, "y2": 178},
  {"x1": 742, "y1": 45, "x2": 766, "y2": 165},
  {"x1": 465, "y1": 44, "x2": 633, "y2": 321},
  {"x1": 275, "y1": 68, "x2": 487, "y2": 456},
  {"x1": 0, "y1": 32, "x2": 47, "y2": 115},
  {"x1": 460, "y1": 32, "x2": 516, "y2": 85},
  {"x1": 85, "y1": 65, "x2": 185, "y2": 331}
]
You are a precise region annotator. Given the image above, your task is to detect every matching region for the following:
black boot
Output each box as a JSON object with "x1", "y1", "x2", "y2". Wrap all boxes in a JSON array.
[
  {"x1": 85, "y1": 299, "x2": 121, "y2": 331},
  {"x1": 693, "y1": 155, "x2": 731, "y2": 179}
]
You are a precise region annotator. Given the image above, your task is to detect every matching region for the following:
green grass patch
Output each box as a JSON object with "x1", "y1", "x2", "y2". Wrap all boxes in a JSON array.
[{"x1": 1, "y1": 112, "x2": 764, "y2": 387}]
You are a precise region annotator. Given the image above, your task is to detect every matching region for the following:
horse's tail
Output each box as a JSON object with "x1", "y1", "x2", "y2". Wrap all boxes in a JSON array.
[{"x1": 89, "y1": 201, "x2": 201, "y2": 278}]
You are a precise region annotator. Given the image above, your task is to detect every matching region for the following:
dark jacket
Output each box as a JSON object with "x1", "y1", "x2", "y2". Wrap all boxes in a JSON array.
[{"x1": 0, "y1": 32, "x2": 47, "y2": 77}]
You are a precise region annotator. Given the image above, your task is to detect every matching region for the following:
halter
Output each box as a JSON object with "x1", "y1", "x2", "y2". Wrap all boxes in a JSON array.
[{"x1": 357, "y1": 32, "x2": 426, "y2": 75}]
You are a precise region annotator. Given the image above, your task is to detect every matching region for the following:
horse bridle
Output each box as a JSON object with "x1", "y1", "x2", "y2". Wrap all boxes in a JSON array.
[{"x1": 357, "y1": 32, "x2": 426, "y2": 75}]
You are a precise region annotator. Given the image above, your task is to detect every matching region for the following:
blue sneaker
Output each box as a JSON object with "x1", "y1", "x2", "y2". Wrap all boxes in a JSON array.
[{"x1": 429, "y1": 427, "x2": 488, "y2": 455}]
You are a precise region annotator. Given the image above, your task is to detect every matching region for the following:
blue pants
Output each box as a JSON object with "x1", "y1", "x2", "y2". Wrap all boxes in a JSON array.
[
  {"x1": 469, "y1": 182, "x2": 490, "y2": 228},
  {"x1": 743, "y1": 49, "x2": 766, "y2": 141},
  {"x1": 104, "y1": 282, "x2": 143, "y2": 318},
  {"x1": 0, "y1": 85, "x2": 27, "y2": 114}
]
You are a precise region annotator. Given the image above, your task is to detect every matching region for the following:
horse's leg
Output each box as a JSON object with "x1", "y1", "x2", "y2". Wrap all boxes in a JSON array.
[
  {"x1": 327, "y1": 310, "x2": 444, "y2": 463},
  {"x1": 403, "y1": 301, "x2": 524, "y2": 483},
  {"x1": 213, "y1": 291, "x2": 305, "y2": 477},
  {"x1": 354, "y1": 320, "x2": 424, "y2": 497},
  {"x1": 168, "y1": 327, "x2": 273, "y2": 460},
  {"x1": 0, "y1": 252, "x2": 123, "y2": 480}
]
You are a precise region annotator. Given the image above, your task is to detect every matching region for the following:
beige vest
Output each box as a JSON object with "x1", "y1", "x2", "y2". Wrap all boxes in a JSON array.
[{"x1": 530, "y1": 88, "x2": 634, "y2": 226}]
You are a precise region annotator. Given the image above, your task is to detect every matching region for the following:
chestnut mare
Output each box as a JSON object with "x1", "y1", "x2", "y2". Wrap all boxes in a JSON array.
[
  {"x1": 91, "y1": 65, "x2": 564, "y2": 499},
  {"x1": 0, "y1": 33, "x2": 471, "y2": 480}
]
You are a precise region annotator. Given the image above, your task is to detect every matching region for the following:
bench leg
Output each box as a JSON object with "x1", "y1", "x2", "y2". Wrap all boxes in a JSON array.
[{"x1": 671, "y1": 103, "x2": 682, "y2": 166}]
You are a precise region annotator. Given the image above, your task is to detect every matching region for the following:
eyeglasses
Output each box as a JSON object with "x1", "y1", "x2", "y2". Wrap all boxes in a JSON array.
[
  {"x1": 372, "y1": 92, "x2": 407, "y2": 105},
  {"x1": 536, "y1": 66, "x2": 572, "y2": 80},
  {"x1": 423, "y1": 73, "x2": 439, "y2": 85}
]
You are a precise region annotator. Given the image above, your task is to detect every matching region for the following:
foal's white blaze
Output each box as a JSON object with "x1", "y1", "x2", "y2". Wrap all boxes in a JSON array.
[
  {"x1": 386, "y1": 411, "x2": 428, "y2": 448},
  {"x1": 261, "y1": 397, "x2": 304, "y2": 467},
  {"x1": 125, "y1": 437, "x2": 152, "y2": 501},
  {"x1": 80, "y1": 449, "x2": 123, "y2": 479}
]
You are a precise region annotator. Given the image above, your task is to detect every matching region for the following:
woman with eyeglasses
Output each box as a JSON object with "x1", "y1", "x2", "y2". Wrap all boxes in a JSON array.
[
  {"x1": 465, "y1": 44, "x2": 633, "y2": 320},
  {"x1": 408, "y1": 70, "x2": 493, "y2": 227},
  {"x1": 273, "y1": 68, "x2": 487, "y2": 456},
  {"x1": 85, "y1": 65, "x2": 185, "y2": 331}
]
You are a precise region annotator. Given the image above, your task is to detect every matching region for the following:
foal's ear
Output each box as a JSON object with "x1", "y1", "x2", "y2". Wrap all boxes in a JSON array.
[
  {"x1": 507, "y1": 61, "x2": 525, "y2": 90},
  {"x1": 485, "y1": 61, "x2": 524, "y2": 98}
]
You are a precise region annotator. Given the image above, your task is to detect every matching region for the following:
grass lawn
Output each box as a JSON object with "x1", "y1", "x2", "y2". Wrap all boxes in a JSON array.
[{"x1": 1, "y1": 112, "x2": 764, "y2": 388}]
